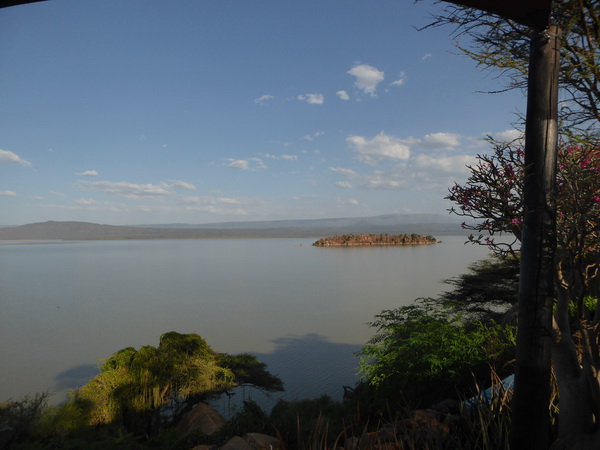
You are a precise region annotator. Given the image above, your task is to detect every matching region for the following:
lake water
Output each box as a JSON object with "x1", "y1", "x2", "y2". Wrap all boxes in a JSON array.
[{"x1": 0, "y1": 236, "x2": 494, "y2": 412}]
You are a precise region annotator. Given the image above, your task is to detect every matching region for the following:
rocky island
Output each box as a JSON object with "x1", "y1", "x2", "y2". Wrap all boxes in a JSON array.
[{"x1": 312, "y1": 233, "x2": 438, "y2": 247}]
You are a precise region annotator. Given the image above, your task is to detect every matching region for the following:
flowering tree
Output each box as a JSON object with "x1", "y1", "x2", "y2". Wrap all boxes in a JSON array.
[
  {"x1": 448, "y1": 139, "x2": 600, "y2": 445},
  {"x1": 448, "y1": 139, "x2": 599, "y2": 300},
  {"x1": 447, "y1": 138, "x2": 524, "y2": 258}
]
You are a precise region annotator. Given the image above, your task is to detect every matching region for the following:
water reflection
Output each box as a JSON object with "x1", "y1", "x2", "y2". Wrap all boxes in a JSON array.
[{"x1": 219, "y1": 333, "x2": 361, "y2": 416}]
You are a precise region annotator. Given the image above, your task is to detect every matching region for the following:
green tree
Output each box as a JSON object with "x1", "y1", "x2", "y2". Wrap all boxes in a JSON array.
[
  {"x1": 72, "y1": 331, "x2": 283, "y2": 437},
  {"x1": 441, "y1": 255, "x2": 520, "y2": 323},
  {"x1": 358, "y1": 298, "x2": 516, "y2": 410}
]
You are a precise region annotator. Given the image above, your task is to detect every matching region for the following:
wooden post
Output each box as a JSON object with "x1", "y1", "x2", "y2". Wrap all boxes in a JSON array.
[{"x1": 510, "y1": 25, "x2": 561, "y2": 450}]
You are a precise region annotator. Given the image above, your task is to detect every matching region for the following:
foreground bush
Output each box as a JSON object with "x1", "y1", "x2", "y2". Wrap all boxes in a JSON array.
[{"x1": 358, "y1": 298, "x2": 516, "y2": 410}]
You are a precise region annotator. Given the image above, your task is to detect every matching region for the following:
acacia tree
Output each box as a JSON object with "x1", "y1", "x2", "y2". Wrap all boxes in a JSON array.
[
  {"x1": 447, "y1": 140, "x2": 600, "y2": 446},
  {"x1": 428, "y1": 0, "x2": 600, "y2": 132},
  {"x1": 72, "y1": 332, "x2": 283, "y2": 437}
]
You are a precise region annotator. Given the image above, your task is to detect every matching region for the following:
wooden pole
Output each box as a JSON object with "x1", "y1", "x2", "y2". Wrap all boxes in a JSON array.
[{"x1": 510, "y1": 25, "x2": 561, "y2": 450}]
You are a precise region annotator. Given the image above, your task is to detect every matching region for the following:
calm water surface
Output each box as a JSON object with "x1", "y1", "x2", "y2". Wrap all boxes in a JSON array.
[{"x1": 0, "y1": 237, "x2": 493, "y2": 408}]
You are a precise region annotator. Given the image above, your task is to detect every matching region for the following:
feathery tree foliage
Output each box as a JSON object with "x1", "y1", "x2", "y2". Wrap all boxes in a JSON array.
[
  {"x1": 427, "y1": 0, "x2": 600, "y2": 132},
  {"x1": 71, "y1": 331, "x2": 283, "y2": 437},
  {"x1": 358, "y1": 298, "x2": 516, "y2": 410}
]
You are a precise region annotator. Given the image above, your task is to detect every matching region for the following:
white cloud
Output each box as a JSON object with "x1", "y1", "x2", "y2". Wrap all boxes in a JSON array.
[
  {"x1": 332, "y1": 130, "x2": 479, "y2": 192},
  {"x1": 390, "y1": 72, "x2": 406, "y2": 86},
  {"x1": 302, "y1": 131, "x2": 324, "y2": 141},
  {"x1": 348, "y1": 199, "x2": 359, "y2": 205},
  {"x1": 179, "y1": 195, "x2": 252, "y2": 216},
  {"x1": 0, "y1": 190, "x2": 16, "y2": 196},
  {"x1": 421, "y1": 132, "x2": 461, "y2": 149},
  {"x1": 0, "y1": 149, "x2": 31, "y2": 166},
  {"x1": 227, "y1": 159, "x2": 250, "y2": 170},
  {"x1": 77, "y1": 180, "x2": 173, "y2": 199},
  {"x1": 360, "y1": 171, "x2": 406, "y2": 189},
  {"x1": 336, "y1": 90, "x2": 350, "y2": 100},
  {"x1": 75, "y1": 170, "x2": 98, "y2": 177},
  {"x1": 335, "y1": 181, "x2": 353, "y2": 188},
  {"x1": 263, "y1": 153, "x2": 298, "y2": 161},
  {"x1": 216, "y1": 197, "x2": 242, "y2": 205},
  {"x1": 181, "y1": 196, "x2": 241, "y2": 206},
  {"x1": 494, "y1": 129, "x2": 523, "y2": 142},
  {"x1": 421, "y1": 53, "x2": 432, "y2": 61},
  {"x1": 347, "y1": 132, "x2": 411, "y2": 165},
  {"x1": 75, "y1": 198, "x2": 97, "y2": 205},
  {"x1": 412, "y1": 154, "x2": 476, "y2": 174},
  {"x1": 226, "y1": 157, "x2": 267, "y2": 171},
  {"x1": 348, "y1": 64, "x2": 384, "y2": 96},
  {"x1": 298, "y1": 93, "x2": 324, "y2": 104},
  {"x1": 330, "y1": 167, "x2": 357, "y2": 177},
  {"x1": 169, "y1": 180, "x2": 196, "y2": 190},
  {"x1": 254, "y1": 94, "x2": 274, "y2": 105}
]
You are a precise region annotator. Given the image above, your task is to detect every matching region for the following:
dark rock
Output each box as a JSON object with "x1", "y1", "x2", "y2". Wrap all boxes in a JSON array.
[
  {"x1": 219, "y1": 436, "x2": 253, "y2": 450},
  {"x1": 176, "y1": 402, "x2": 227, "y2": 436},
  {"x1": 244, "y1": 433, "x2": 282, "y2": 449}
]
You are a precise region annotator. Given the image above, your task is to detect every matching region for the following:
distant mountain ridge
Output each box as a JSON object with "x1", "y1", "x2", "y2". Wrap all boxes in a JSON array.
[
  {"x1": 136, "y1": 214, "x2": 459, "y2": 229},
  {"x1": 0, "y1": 214, "x2": 465, "y2": 240}
]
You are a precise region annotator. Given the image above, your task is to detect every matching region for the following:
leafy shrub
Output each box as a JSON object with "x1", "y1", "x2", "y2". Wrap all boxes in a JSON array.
[
  {"x1": 358, "y1": 298, "x2": 516, "y2": 410},
  {"x1": 0, "y1": 393, "x2": 49, "y2": 448}
]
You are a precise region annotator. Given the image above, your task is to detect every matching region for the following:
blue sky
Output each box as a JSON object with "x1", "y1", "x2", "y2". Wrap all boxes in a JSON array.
[{"x1": 0, "y1": 0, "x2": 525, "y2": 226}]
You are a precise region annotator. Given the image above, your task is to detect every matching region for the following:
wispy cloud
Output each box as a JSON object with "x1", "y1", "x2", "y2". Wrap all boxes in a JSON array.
[
  {"x1": 330, "y1": 167, "x2": 357, "y2": 177},
  {"x1": 421, "y1": 132, "x2": 461, "y2": 149},
  {"x1": 335, "y1": 181, "x2": 353, "y2": 188},
  {"x1": 348, "y1": 64, "x2": 384, "y2": 96},
  {"x1": 332, "y1": 131, "x2": 478, "y2": 191},
  {"x1": 76, "y1": 179, "x2": 196, "y2": 199},
  {"x1": 302, "y1": 131, "x2": 324, "y2": 141},
  {"x1": 75, "y1": 170, "x2": 98, "y2": 177},
  {"x1": 493, "y1": 129, "x2": 523, "y2": 142},
  {"x1": 336, "y1": 90, "x2": 350, "y2": 100},
  {"x1": 347, "y1": 132, "x2": 411, "y2": 166},
  {"x1": 0, "y1": 149, "x2": 31, "y2": 166},
  {"x1": 263, "y1": 153, "x2": 298, "y2": 161},
  {"x1": 254, "y1": 94, "x2": 274, "y2": 105},
  {"x1": 390, "y1": 71, "x2": 406, "y2": 87},
  {"x1": 179, "y1": 195, "x2": 256, "y2": 216},
  {"x1": 0, "y1": 190, "x2": 16, "y2": 196},
  {"x1": 75, "y1": 198, "x2": 98, "y2": 205},
  {"x1": 169, "y1": 180, "x2": 196, "y2": 190},
  {"x1": 226, "y1": 157, "x2": 267, "y2": 171},
  {"x1": 421, "y1": 53, "x2": 432, "y2": 61},
  {"x1": 412, "y1": 154, "x2": 475, "y2": 175},
  {"x1": 77, "y1": 180, "x2": 172, "y2": 198},
  {"x1": 298, "y1": 93, "x2": 324, "y2": 104}
]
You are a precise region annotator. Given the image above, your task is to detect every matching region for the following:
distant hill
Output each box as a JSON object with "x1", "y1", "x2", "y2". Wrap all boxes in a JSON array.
[
  {"x1": 0, "y1": 215, "x2": 466, "y2": 241},
  {"x1": 136, "y1": 214, "x2": 461, "y2": 229}
]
